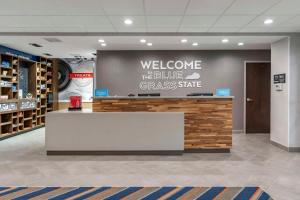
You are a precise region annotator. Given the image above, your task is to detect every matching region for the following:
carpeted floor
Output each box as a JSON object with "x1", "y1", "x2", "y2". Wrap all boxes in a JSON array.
[{"x1": 0, "y1": 186, "x2": 272, "y2": 200}]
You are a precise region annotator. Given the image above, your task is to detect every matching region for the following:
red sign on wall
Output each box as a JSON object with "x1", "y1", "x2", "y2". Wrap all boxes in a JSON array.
[{"x1": 69, "y1": 73, "x2": 93, "y2": 79}]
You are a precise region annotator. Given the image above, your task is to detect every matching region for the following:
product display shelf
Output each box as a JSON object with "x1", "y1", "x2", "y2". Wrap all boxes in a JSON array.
[
  {"x1": 0, "y1": 54, "x2": 14, "y2": 100},
  {"x1": 39, "y1": 57, "x2": 48, "y2": 125},
  {"x1": 46, "y1": 59, "x2": 54, "y2": 112},
  {"x1": 36, "y1": 62, "x2": 42, "y2": 126},
  {"x1": 0, "y1": 53, "x2": 56, "y2": 140}
]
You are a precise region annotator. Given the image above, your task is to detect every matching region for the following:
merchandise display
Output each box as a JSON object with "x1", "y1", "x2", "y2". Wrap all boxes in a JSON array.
[
  {"x1": 0, "y1": 102, "x2": 17, "y2": 112},
  {"x1": 0, "y1": 53, "x2": 57, "y2": 139}
]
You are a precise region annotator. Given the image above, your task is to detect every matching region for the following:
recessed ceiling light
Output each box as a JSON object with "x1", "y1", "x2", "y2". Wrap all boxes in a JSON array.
[
  {"x1": 181, "y1": 39, "x2": 188, "y2": 43},
  {"x1": 124, "y1": 18, "x2": 133, "y2": 25},
  {"x1": 98, "y1": 39, "x2": 105, "y2": 43},
  {"x1": 140, "y1": 39, "x2": 146, "y2": 43},
  {"x1": 192, "y1": 42, "x2": 198, "y2": 46},
  {"x1": 264, "y1": 19, "x2": 274, "y2": 25},
  {"x1": 147, "y1": 43, "x2": 153, "y2": 46},
  {"x1": 238, "y1": 42, "x2": 244, "y2": 46},
  {"x1": 222, "y1": 38, "x2": 229, "y2": 43},
  {"x1": 101, "y1": 43, "x2": 107, "y2": 47}
]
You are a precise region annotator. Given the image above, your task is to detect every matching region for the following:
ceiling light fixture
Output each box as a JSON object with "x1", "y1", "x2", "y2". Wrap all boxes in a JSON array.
[
  {"x1": 192, "y1": 42, "x2": 198, "y2": 46},
  {"x1": 264, "y1": 19, "x2": 274, "y2": 25},
  {"x1": 147, "y1": 43, "x2": 153, "y2": 46},
  {"x1": 101, "y1": 43, "x2": 107, "y2": 47},
  {"x1": 181, "y1": 39, "x2": 188, "y2": 43},
  {"x1": 222, "y1": 38, "x2": 229, "y2": 43},
  {"x1": 140, "y1": 39, "x2": 146, "y2": 43},
  {"x1": 98, "y1": 39, "x2": 105, "y2": 43},
  {"x1": 238, "y1": 42, "x2": 244, "y2": 46},
  {"x1": 124, "y1": 18, "x2": 133, "y2": 25}
]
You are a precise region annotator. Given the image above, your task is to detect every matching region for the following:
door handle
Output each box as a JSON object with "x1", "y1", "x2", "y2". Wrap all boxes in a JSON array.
[{"x1": 246, "y1": 98, "x2": 253, "y2": 102}]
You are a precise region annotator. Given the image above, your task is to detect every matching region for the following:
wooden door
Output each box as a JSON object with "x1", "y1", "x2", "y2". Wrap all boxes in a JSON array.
[{"x1": 246, "y1": 62, "x2": 271, "y2": 133}]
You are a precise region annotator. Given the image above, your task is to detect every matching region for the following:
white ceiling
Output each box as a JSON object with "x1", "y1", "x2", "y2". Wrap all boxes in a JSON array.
[
  {"x1": 0, "y1": 35, "x2": 285, "y2": 58},
  {"x1": 0, "y1": 0, "x2": 299, "y2": 33}
]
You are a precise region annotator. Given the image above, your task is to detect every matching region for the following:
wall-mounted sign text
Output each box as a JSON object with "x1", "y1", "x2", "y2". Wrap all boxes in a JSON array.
[
  {"x1": 139, "y1": 60, "x2": 202, "y2": 91},
  {"x1": 69, "y1": 73, "x2": 94, "y2": 79}
]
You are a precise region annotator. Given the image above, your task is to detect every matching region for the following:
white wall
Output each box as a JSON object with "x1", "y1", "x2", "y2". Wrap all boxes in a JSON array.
[
  {"x1": 288, "y1": 36, "x2": 300, "y2": 148},
  {"x1": 271, "y1": 37, "x2": 290, "y2": 147}
]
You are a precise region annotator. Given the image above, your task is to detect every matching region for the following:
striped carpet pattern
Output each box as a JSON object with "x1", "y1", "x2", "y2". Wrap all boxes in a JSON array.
[{"x1": 0, "y1": 187, "x2": 272, "y2": 200}]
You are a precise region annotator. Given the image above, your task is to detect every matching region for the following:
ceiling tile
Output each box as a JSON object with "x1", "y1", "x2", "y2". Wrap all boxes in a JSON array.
[
  {"x1": 181, "y1": 16, "x2": 219, "y2": 27},
  {"x1": 214, "y1": 15, "x2": 256, "y2": 27},
  {"x1": 85, "y1": 26, "x2": 116, "y2": 32},
  {"x1": 247, "y1": 15, "x2": 293, "y2": 27},
  {"x1": 265, "y1": 0, "x2": 300, "y2": 15},
  {"x1": 270, "y1": 26, "x2": 300, "y2": 32},
  {"x1": 225, "y1": 0, "x2": 280, "y2": 15},
  {"x1": 115, "y1": 26, "x2": 147, "y2": 32},
  {"x1": 186, "y1": 0, "x2": 235, "y2": 15},
  {"x1": 100, "y1": 0, "x2": 144, "y2": 15},
  {"x1": 50, "y1": 16, "x2": 112, "y2": 27},
  {"x1": 209, "y1": 27, "x2": 240, "y2": 32},
  {"x1": 178, "y1": 26, "x2": 209, "y2": 32},
  {"x1": 147, "y1": 26, "x2": 179, "y2": 32},
  {"x1": 147, "y1": 16, "x2": 182, "y2": 27},
  {"x1": 145, "y1": 0, "x2": 189, "y2": 15},
  {"x1": 239, "y1": 26, "x2": 271, "y2": 32},
  {"x1": 278, "y1": 15, "x2": 300, "y2": 27}
]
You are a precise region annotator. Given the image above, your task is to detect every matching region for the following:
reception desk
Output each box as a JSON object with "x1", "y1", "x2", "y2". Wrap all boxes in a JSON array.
[
  {"x1": 93, "y1": 96, "x2": 233, "y2": 152},
  {"x1": 46, "y1": 110, "x2": 184, "y2": 155}
]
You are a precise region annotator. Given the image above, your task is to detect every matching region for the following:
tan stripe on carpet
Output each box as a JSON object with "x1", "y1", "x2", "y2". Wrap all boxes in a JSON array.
[
  {"x1": 121, "y1": 187, "x2": 159, "y2": 200},
  {"x1": 87, "y1": 187, "x2": 125, "y2": 200},
  {"x1": 1, "y1": 188, "x2": 39, "y2": 199},
  {"x1": 177, "y1": 187, "x2": 208, "y2": 200},
  {"x1": 215, "y1": 187, "x2": 242, "y2": 200},
  {"x1": 158, "y1": 187, "x2": 182, "y2": 200},
  {"x1": 30, "y1": 187, "x2": 75, "y2": 200},
  {"x1": 67, "y1": 188, "x2": 100, "y2": 200},
  {"x1": 250, "y1": 188, "x2": 263, "y2": 200}
]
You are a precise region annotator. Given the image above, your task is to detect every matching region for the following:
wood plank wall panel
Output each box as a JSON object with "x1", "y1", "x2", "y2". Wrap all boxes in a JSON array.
[{"x1": 93, "y1": 98, "x2": 233, "y2": 150}]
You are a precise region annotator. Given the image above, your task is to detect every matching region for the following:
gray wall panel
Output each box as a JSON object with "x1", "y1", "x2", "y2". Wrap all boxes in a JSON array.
[{"x1": 96, "y1": 50, "x2": 271, "y2": 130}]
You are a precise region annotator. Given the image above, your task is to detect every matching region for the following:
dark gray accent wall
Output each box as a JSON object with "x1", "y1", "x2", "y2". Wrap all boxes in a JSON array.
[{"x1": 96, "y1": 50, "x2": 271, "y2": 131}]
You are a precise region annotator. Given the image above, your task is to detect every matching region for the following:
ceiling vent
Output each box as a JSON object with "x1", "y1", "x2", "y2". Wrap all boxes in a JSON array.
[
  {"x1": 44, "y1": 38, "x2": 62, "y2": 43},
  {"x1": 29, "y1": 43, "x2": 43, "y2": 47},
  {"x1": 43, "y1": 53, "x2": 53, "y2": 56}
]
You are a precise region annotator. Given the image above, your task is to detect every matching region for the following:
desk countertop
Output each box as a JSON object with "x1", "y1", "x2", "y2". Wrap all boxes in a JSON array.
[{"x1": 94, "y1": 96, "x2": 234, "y2": 100}]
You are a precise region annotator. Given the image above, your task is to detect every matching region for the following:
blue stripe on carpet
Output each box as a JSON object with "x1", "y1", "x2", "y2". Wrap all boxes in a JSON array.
[
  {"x1": 258, "y1": 192, "x2": 271, "y2": 200},
  {"x1": 13, "y1": 187, "x2": 59, "y2": 200},
  {"x1": 0, "y1": 187, "x2": 9, "y2": 192},
  {"x1": 166, "y1": 187, "x2": 194, "y2": 200},
  {"x1": 105, "y1": 187, "x2": 142, "y2": 200},
  {"x1": 74, "y1": 187, "x2": 111, "y2": 200},
  {"x1": 234, "y1": 187, "x2": 258, "y2": 200},
  {"x1": 49, "y1": 187, "x2": 93, "y2": 200},
  {"x1": 142, "y1": 187, "x2": 176, "y2": 200},
  {"x1": 197, "y1": 187, "x2": 225, "y2": 200},
  {"x1": 0, "y1": 187, "x2": 27, "y2": 197}
]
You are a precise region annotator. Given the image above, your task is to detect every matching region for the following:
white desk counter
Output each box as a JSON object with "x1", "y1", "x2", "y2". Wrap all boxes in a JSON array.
[{"x1": 46, "y1": 109, "x2": 184, "y2": 155}]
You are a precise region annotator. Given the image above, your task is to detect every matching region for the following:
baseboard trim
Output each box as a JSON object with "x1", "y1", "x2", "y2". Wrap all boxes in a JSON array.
[
  {"x1": 233, "y1": 130, "x2": 243, "y2": 134},
  {"x1": 184, "y1": 148, "x2": 230, "y2": 153},
  {"x1": 288, "y1": 147, "x2": 300, "y2": 152},
  {"x1": 47, "y1": 150, "x2": 183, "y2": 156},
  {"x1": 270, "y1": 140, "x2": 300, "y2": 152},
  {"x1": 0, "y1": 125, "x2": 44, "y2": 141}
]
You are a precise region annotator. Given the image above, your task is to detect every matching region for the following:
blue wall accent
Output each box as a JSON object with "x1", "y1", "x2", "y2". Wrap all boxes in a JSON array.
[{"x1": 0, "y1": 45, "x2": 39, "y2": 61}]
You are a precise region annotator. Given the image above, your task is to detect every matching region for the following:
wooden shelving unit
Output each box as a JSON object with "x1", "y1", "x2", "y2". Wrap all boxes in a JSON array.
[
  {"x1": 0, "y1": 53, "x2": 57, "y2": 140},
  {"x1": 0, "y1": 54, "x2": 14, "y2": 100}
]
